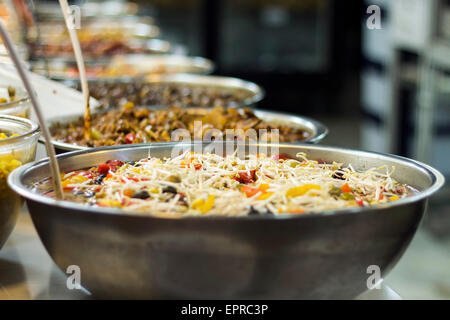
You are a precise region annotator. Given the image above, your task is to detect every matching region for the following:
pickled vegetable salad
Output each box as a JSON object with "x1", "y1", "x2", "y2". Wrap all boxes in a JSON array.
[{"x1": 50, "y1": 152, "x2": 409, "y2": 217}]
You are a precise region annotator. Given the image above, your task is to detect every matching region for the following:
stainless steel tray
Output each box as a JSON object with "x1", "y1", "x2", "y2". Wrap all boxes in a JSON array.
[{"x1": 43, "y1": 108, "x2": 327, "y2": 152}]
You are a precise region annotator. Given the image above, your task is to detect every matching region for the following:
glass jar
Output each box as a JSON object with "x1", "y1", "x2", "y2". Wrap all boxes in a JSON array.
[
  {"x1": 0, "y1": 115, "x2": 40, "y2": 248},
  {"x1": 0, "y1": 86, "x2": 32, "y2": 118}
]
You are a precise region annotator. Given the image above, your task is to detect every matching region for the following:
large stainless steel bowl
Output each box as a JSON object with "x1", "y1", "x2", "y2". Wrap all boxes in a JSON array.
[
  {"x1": 144, "y1": 74, "x2": 263, "y2": 107},
  {"x1": 8, "y1": 142, "x2": 444, "y2": 299},
  {"x1": 31, "y1": 54, "x2": 212, "y2": 83},
  {"x1": 44, "y1": 108, "x2": 328, "y2": 152}
]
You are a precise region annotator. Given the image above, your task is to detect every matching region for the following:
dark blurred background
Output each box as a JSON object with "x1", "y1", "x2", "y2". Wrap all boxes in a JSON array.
[{"x1": 135, "y1": 0, "x2": 363, "y2": 118}]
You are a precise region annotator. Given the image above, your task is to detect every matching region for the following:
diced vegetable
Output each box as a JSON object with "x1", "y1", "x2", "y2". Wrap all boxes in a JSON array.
[
  {"x1": 192, "y1": 195, "x2": 215, "y2": 213},
  {"x1": 91, "y1": 128, "x2": 103, "y2": 140},
  {"x1": 287, "y1": 208, "x2": 306, "y2": 214},
  {"x1": 341, "y1": 183, "x2": 352, "y2": 193},
  {"x1": 97, "y1": 163, "x2": 110, "y2": 175},
  {"x1": 286, "y1": 184, "x2": 321, "y2": 197},
  {"x1": 341, "y1": 192, "x2": 355, "y2": 200},
  {"x1": 257, "y1": 192, "x2": 273, "y2": 200},
  {"x1": 241, "y1": 185, "x2": 261, "y2": 198},
  {"x1": 125, "y1": 133, "x2": 135, "y2": 144},
  {"x1": 329, "y1": 185, "x2": 342, "y2": 197}
]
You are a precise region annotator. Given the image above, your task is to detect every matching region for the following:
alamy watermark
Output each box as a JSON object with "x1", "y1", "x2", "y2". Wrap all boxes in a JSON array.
[
  {"x1": 65, "y1": 5, "x2": 81, "y2": 30},
  {"x1": 366, "y1": 5, "x2": 382, "y2": 30},
  {"x1": 66, "y1": 265, "x2": 82, "y2": 290},
  {"x1": 366, "y1": 265, "x2": 382, "y2": 289},
  {"x1": 65, "y1": 264, "x2": 384, "y2": 291}
]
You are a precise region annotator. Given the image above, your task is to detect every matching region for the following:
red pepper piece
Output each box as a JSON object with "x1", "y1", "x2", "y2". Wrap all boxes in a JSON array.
[
  {"x1": 106, "y1": 160, "x2": 124, "y2": 172},
  {"x1": 125, "y1": 133, "x2": 135, "y2": 144},
  {"x1": 234, "y1": 172, "x2": 253, "y2": 184},
  {"x1": 98, "y1": 163, "x2": 110, "y2": 175},
  {"x1": 250, "y1": 169, "x2": 258, "y2": 181}
]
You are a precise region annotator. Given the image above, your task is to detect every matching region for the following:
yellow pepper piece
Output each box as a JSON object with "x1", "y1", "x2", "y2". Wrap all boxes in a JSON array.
[
  {"x1": 61, "y1": 180, "x2": 72, "y2": 189},
  {"x1": 286, "y1": 184, "x2": 321, "y2": 197},
  {"x1": 191, "y1": 198, "x2": 205, "y2": 210},
  {"x1": 389, "y1": 195, "x2": 400, "y2": 201},
  {"x1": 257, "y1": 192, "x2": 273, "y2": 200},
  {"x1": 62, "y1": 175, "x2": 89, "y2": 188},
  {"x1": 0, "y1": 132, "x2": 18, "y2": 139},
  {"x1": 200, "y1": 195, "x2": 215, "y2": 213},
  {"x1": 98, "y1": 200, "x2": 122, "y2": 207},
  {"x1": 192, "y1": 195, "x2": 215, "y2": 213},
  {"x1": 149, "y1": 187, "x2": 159, "y2": 194},
  {"x1": 259, "y1": 184, "x2": 270, "y2": 191},
  {"x1": 71, "y1": 175, "x2": 89, "y2": 183}
]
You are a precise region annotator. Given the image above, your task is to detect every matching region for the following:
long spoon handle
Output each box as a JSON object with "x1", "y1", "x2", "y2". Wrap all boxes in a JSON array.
[{"x1": 58, "y1": 0, "x2": 91, "y2": 141}]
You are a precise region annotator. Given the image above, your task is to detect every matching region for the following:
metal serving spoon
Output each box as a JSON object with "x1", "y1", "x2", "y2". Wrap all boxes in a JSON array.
[{"x1": 58, "y1": 0, "x2": 92, "y2": 141}]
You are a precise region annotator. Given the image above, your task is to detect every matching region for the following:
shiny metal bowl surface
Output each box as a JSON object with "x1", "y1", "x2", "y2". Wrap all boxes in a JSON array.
[
  {"x1": 43, "y1": 108, "x2": 328, "y2": 152},
  {"x1": 144, "y1": 73, "x2": 262, "y2": 106},
  {"x1": 8, "y1": 142, "x2": 444, "y2": 298},
  {"x1": 31, "y1": 54, "x2": 212, "y2": 82}
]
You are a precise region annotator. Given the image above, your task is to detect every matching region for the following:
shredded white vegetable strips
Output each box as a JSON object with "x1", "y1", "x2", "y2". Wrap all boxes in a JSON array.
[{"x1": 51, "y1": 152, "x2": 410, "y2": 218}]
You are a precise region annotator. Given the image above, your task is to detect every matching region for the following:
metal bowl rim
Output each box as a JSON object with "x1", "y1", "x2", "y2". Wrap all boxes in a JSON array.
[
  {"x1": 32, "y1": 55, "x2": 215, "y2": 81},
  {"x1": 144, "y1": 73, "x2": 264, "y2": 105},
  {"x1": 40, "y1": 108, "x2": 327, "y2": 150},
  {"x1": 0, "y1": 115, "x2": 40, "y2": 143},
  {"x1": 8, "y1": 142, "x2": 445, "y2": 221}
]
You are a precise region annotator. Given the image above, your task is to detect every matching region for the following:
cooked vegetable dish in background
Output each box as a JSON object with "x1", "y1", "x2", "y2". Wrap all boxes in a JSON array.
[
  {"x1": 50, "y1": 105, "x2": 311, "y2": 146},
  {"x1": 36, "y1": 152, "x2": 411, "y2": 218},
  {"x1": 78, "y1": 81, "x2": 256, "y2": 109}
]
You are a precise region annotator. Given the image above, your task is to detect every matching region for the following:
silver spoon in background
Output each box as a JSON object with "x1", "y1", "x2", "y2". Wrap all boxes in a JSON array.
[
  {"x1": 58, "y1": 0, "x2": 92, "y2": 141},
  {"x1": 0, "y1": 18, "x2": 64, "y2": 199}
]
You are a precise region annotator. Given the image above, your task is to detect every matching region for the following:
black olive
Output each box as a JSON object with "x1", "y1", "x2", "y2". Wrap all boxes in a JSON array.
[
  {"x1": 332, "y1": 170, "x2": 345, "y2": 180},
  {"x1": 93, "y1": 174, "x2": 107, "y2": 185},
  {"x1": 162, "y1": 186, "x2": 177, "y2": 194},
  {"x1": 248, "y1": 206, "x2": 260, "y2": 215},
  {"x1": 132, "y1": 190, "x2": 150, "y2": 199}
]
